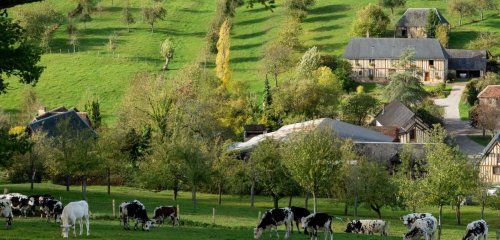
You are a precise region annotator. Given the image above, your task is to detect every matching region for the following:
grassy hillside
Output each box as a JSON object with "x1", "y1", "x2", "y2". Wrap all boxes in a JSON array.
[
  {"x1": 0, "y1": 183, "x2": 498, "y2": 239},
  {"x1": 0, "y1": 0, "x2": 498, "y2": 124}
]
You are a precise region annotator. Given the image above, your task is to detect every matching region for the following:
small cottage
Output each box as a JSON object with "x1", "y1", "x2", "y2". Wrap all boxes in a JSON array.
[
  {"x1": 395, "y1": 8, "x2": 449, "y2": 38},
  {"x1": 374, "y1": 100, "x2": 430, "y2": 143},
  {"x1": 477, "y1": 85, "x2": 500, "y2": 108},
  {"x1": 27, "y1": 106, "x2": 94, "y2": 137},
  {"x1": 481, "y1": 132, "x2": 500, "y2": 184}
]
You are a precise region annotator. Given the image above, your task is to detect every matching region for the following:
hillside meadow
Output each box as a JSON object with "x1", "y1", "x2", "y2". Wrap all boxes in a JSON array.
[
  {"x1": 0, "y1": 183, "x2": 498, "y2": 239},
  {"x1": 0, "y1": 0, "x2": 498, "y2": 124}
]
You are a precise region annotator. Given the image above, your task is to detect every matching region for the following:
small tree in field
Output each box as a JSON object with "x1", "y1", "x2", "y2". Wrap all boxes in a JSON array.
[
  {"x1": 435, "y1": 24, "x2": 449, "y2": 47},
  {"x1": 477, "y1": 0, "x2": 497, "y2": 20},
  {"x1": 160, "y1": 38, "x2": 174, "y2": 71},
  {"x1": 106, "y1": 33, "x2": 118, "y2": 54},
  {"x1": 297, "y1": 46, "x2": 321, "y2": 78},
  {"x1": 122, "y1": 5, "x2": 135, "y2": 32},
  {"x1": 67, "y1": 34, "x2": 80, "y2": 52},
  {"x1": 340, "y1": 93, "x2": 379, "y2": 126},
  {"x1": 448, "y1": 0, "x2": 476, "y2": 26},
  {"x1": 468, "y1": 32, "x2": 499, "y2": 50},
  {"x1": 142, "y1": 4, "x2": 166, "y2": 32},
  {"x1": 379, "y1": 0, "x2": 406, "y2": 15},
  {"x1": 79, "y1": 9, "x2": 92, "y2": 30},
  {"x1": 262, "y1": 42, "x2": 292, "y2": 87},
  {"x1": 277, "y1": 17, "x2": 302, "y2": 49},
  {"x1": 251, "y1": 138, "x2": 293, "y2": 209},
  {"x1": 351, "y1": 4, "x2": 390, "y2": 37},
  {"x1": 281, "y1": 128, "x2": 346, "y2": 213}
]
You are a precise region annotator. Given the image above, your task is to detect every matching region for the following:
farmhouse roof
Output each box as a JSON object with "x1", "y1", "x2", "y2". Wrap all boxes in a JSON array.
[
  {"x1": 482, "y1": 132, "x2": 500, "y2": 156},
  {"x1": 375, "y1": 100, "x2": 429, "y2": 132},
  {"x1": 342, "y1": 38, "x2": 446, "y2": 60},
  {"x1": 396, "y1": 8, "x2": 449, "y2": 27},
  {"x1": 27, "y1": 109, "x2": 95, "y2": 138},
  {"x1": 228, "y1": 118, "x2": 393, "y2": 152},
  {"x1": 446, "y1": 49, "x2": 488, "y2": 71},
  {"x1": 477, "y1": 85, "x2": 500, "y2": 99}
]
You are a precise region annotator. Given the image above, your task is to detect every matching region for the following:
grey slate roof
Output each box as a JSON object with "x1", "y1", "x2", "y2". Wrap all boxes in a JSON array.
[
  {"x1": 375, "y1": 100, "x2": 427, "y2": 132},
  {"x1": 396, "y1": 8, "x2": 449, "y2": 27},
  {"x1": 342, "y1": 38, "x2": 446, "y2": 60},
  {"x1": 228, "y1": 118, "x2": 393, "y2": 153},
  {"x1": 446, "y1": 49, "x2": 488, "y2": 70},
  {"x1": 27, "y1": 109, "x2": 95, "y2": 138},
  {"x1": 483, "y1": 132, "x2": 500, "y2": 156}
]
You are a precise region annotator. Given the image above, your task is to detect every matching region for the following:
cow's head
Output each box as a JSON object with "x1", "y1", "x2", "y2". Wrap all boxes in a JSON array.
[
  {"x1": 345, "y1": 220, "x2": 360, "y2": 233},
  {"x1": 143, "y1": 220, "x2": 153, "y2": 231},
  {"x1": 28, "y1": 197, "x2": 35, "y2": 206},
  {"x1": 253, "y1": 227, "x2": 263, "y2": 239},
  {"x1": 403, "y1": 227, "x2": 419, "y2": 240}
]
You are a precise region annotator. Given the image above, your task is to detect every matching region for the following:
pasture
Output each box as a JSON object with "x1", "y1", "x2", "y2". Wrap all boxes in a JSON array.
[
  {"x1": 0, "y1": 0, "x2": 498, "y2": 123},
  {"x1": 0, "y1": 183, "x2": 498, "y2": 239}
]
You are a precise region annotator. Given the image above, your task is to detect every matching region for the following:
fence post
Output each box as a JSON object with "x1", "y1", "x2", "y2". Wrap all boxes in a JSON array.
[
  {"x1": 212, "y1": 208, "x2": 215, "y2": 225},
  {"x1": 177, "y1": 204, "x2": 180, "y2": 221},
  {"x1": 3, "y1": 188, "x2": 8, "y2": 194},
  {"x1": 112, "y1": 199, "x2": 116, "y2": 219}
]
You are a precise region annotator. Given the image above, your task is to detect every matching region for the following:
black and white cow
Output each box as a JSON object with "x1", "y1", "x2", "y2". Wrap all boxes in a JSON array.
[
  {"x1": 401, "y1": 213, "x2": 433, "y2": 229},
  {"x1": 41, "y1": 198, "x2": 63, "y2": 223},
  {"x1": 0, "y1": 193, "x2": 30, "y2": 217},
  {"x1": 152, "y1": 206, "x2": 179, "y2": 227},
  {"x1": 462, "y1": 220, "x2": 488, "y2": 240},
  {"x1": 120, "y1": 200, "x2": 153, "y2": 231},
  {"x1": 0, "y1": 199, "x2": 13, "y2": 227},
  {"x1": 289, "y1": 206, "x2": 310, "y2": 234},
  {"x1": 404, "y1": 216, "x2": 437, "y2": 240},
  {"x1": 301, "y1": 213, "x2": 334, "y2": 240},
  {"x1": 345, "y1": 219, "x2": 387, "y2": 236},
  {"x1": 28, "y1": 194, "x2": 52, "y2": 217},
  {"x1": 254, "y1": 208, "x2": 293, "y2": 239}
]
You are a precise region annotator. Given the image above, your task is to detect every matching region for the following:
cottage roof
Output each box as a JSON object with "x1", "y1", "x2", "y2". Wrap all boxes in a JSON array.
[
  {"x1": 375, "y1": 100, "x2": 429, "y2": 132},
  {"x1": 477, "y1": 85, "x2": 500, "y2": 99},
  {"x1": 342, "y1": 38, "x2": 446, "y2": 60},
  {"x1": 34, "y1": 106, "x2": 69, "y2": 121},
  {"x1": 228, "y1": 118, "x2": 393, "y2": 153},
  {"x1": 446, "y1": 49, "x2": 488, "y2": 70},
  {"x1": 27, "y1": 109, "x2": 95, "y2": 138},
  {"x1": 483, "y1": 132, "x2": 500, "y2": 156},
  {"x1": 396, "y1": 8, "x2": 449, "y2": 27}
]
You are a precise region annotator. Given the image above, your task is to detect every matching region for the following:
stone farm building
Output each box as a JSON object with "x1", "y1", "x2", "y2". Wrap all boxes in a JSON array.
[
  {"x1": 481, "y1": 132, "x2": 500, "y2": 184},
  {"x1": 373, "y1": 100, "x2": 429, "y2": 143},
  {"x1": 395, "y1": 8, "x2": 449, "y2": 38},
  {"x1": 342, "y1": 38, "x2": 489, "y2": 83},
  {"x1": 478, "y1": 85, "x2": 500, "y2": 108}
]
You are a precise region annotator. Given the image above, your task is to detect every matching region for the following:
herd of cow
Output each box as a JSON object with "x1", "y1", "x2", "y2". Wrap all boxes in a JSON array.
[
  {"x1": 253, "y1": 207, "x2": 489, "y2": 240},
  {"x1": 0, "y1": 193, "x2": 179, "y2": 238},
  {"x1": 0, "y1": 193, "x2": 491, "y2": 239}
]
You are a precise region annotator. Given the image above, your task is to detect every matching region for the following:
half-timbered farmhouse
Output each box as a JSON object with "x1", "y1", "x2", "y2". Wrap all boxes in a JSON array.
[{"x1": 481, "y1": 132, "x2": 500, "y2": 184}]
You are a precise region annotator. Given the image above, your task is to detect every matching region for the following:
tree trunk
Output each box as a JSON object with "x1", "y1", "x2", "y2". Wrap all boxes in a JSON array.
[
  {"x1": 107, "y1": 167, "x2": 111, "y2": 195},
  {"x1": 127, "y1": 24, "x2": 130, "y2": 32},
  {"x1": 250, "y1": 159, "x2": 255, "y2": 208},
  {"x1": 288, "y1": 195, "x2": 292, "y2": 207},
  {"x1": 192, "y1": 185, "x2": 197, "y2": 210},
  {"x1": 217, "y1": 184, "x2": 222, "y2": 206},
  {"x1": 459, "y1": 16, "x2": 462, "y2": 26},
  {"x1": 162, "y1": 57, "x2": 171, "y2": 71},
  {"x1": 456, "y1": 201, "x2": 461, "y2": 225},
  {"x1": 480, "y1": 10, "x2": 483, "y2": 21},
  {"x1": 344, "y1": 201, "x2": 348, "y2": 216},
  {"x1": 151, "y1": 23, "x2": 154, "y2": 33},
  {"x1": 304, "y1": 193, "x2": 309, "y2": 209},
  {"x1": 438, "y1": 205, "x2": 443, "y2": 240},
  {"x1": 173, "y1": 184, "x2": 178, "y2": 201},
  {"x1": 354, "y1": 192, "x2": 359, "y2": 218},
  {"x1": 371, "y1": 204, "x2": 382, "y2": 219},
  {"x1": 480, "y1": 199, "x2": 485, "y2": 220},
  {"x1": 30, "y1": 153, "x2": 34, "y2": 190},
  {"x1": 312, "y1": 191, "x2": 317, "y2": 213},
  {"x1": 66, "y1": 175, "x2": 70, "y2": 191},
  {"x1": 81, "y1": 178, "x2": 87, "y2": 200},
  {"x1": 273, "y1": 196, "x2": 279, "y2": 209}
]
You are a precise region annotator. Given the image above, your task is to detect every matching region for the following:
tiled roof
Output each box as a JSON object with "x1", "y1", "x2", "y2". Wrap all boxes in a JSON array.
[
  {"x1": 375, "y1": 100, "x2": 417, "y2": 131},
  {"x1": 446, "y1": 49, "x2": 488, "y2": 70},
  {"x1": 477, "y1": 85, "x2": 500, "y2": 98},
  {"x1": 27, "y1": 109, "x2": 94, "y2": 138}
]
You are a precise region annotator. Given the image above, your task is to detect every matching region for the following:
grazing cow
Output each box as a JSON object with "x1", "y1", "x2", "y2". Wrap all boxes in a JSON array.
[
  {"x1": 0, "y1": 199, "x2": 13, "y2": 227},
  {"x1": 0, "y1": 193, "x2": 30, "y2": 217},
  {"x1": 28, "y1": 194, "x2": 52, "y2": 217},
  {"x1": 404, "y1": 216, "x2": 437, "y2": 240},
  {"x1": 60, "y1": 200, "x2": 90, "y2": 238},
  {"x1": 152, "y1": 206, "x2": 179, "y2": 226},
  {"x1": 254, "y1": 208, "x2": 293, "y2": 240},
  {"x1": 120, "y1": 200, "x2": 153, "y2": 231},
  {"x1": 301, "y1": 213, "x2": 334, "y2": 240},
  {"x1": 42, "y1": 198, "x2": 63, "y2": 223},
  {"x1": 289, "y1": 206, "x2": 310, "y2": 234},
  {"x1": 463, "y1": 220, "x2": 488, "y2": 240},
  {"x1": 401, "y1": 213, "x2": 433, "y2": 229},
  {"x1": 345, "y1": 219, "x2": 387, "y2": 236}
]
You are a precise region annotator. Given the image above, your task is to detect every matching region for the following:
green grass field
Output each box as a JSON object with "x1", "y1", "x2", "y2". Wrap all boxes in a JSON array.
[
  {"x1": 0, "y1": 183, "x2": 498, "y2": 239},
  {"x1": 459, "y1": 99, "x2": 471, "y2": 120},
  {"x1": 0, "y1": 0, "x2": 498, "y2": 124},
  {"x1": 469, "y1": 135, "x2": 494, "y2": 146}
]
